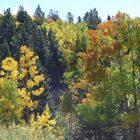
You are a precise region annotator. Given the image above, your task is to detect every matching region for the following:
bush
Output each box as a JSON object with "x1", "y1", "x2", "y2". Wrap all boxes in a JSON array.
[{"x1": 0, "y1": 78, "x2": 20, "y2": 125}]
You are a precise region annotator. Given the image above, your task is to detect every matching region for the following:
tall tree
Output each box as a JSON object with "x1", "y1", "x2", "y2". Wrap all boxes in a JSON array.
[
  {"x1": 83, "y1": 8, "x2": 101, "y2": 29},
  {"x1": 47, "y1": 9, "x2": 59, "y2": 21},
  {"x1": 77, "y1": 16, "x2": 82, "y2": 23},
  {"x1": 66, "y1": 12, "x2": 74, "y2": 23},
  {"x1": 107, "y1": 15, "x2": 111, "y2": 20},
  {"x1": 34, "y1": 5, "x2": 45, "y2": 25},
  {"x1": 17, "y1": 6, "x2": 32, "y2": 24},
  {"x1": 46, "y1": 29, "x2": 65, "y2": 88},
  {"x1": 16, "y1": 6, "x2": 33, "y2": 47},
  {"x1": 0, "y1": 8, "x2": 19, "y2": 60}
]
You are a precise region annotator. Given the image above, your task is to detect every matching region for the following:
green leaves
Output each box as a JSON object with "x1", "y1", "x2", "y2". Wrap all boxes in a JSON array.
[
  {"x1": 0, "y1": 78, "x2": 20, "y2": 124},
  {"x1": 119, "y1": 112, "x2": 140, "y2": 128}
]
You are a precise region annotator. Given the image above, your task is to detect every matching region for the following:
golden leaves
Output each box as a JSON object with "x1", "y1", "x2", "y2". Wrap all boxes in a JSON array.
[
  {"x1": 26, "y1": 75, "x2": 44, "y2": 89},
  {"x1": 33, "y1": 75, "x2": 44, "y2": 85},
  {"x1": 2, "y1": 57, "x2": 18, "y2": 72},
  {"x1": 20, "y1": 46, "x2": 37, "y2": 68},
  {"x1": 0, "y1": 70, "x2": 5, "y2": 76},
  {"x1": 27, "y1": 79, "x2": 35, "y2": 89},
  {"x1": 19, "y1": 68, "x2": 28, "y2": 79},
  {"x1": 0, "y1": 45, "x2": 46, "y2": 122},
  {"x1": 29, "y1": 66, "x2": 38, "y2": 78},
  {"x1": 1, "y1": 57, "x2": 18, "y2": 80},
  {"x1": 20, "y1": 45, "x2": 34, "y2": 58},
  {"x1": 32, "y1": 87, "x2": 44, "y2": 96},
  {"x1": 0, "y1": 45, "x2": 55, "y2": 132},
  {"x1": 11, "y1": 70, "x2": 18, "y2": 80},
  {"x1": 30, "y1": 105, "x2": 56, "y2": 131},
  {"x1": 20, "y1": 45, "x2": 28, "y2": 53}
]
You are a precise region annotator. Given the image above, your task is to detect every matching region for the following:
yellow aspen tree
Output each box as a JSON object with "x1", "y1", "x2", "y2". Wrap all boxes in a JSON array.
[
  {"x1": 18, "y1": 45, "x2": 45, "y2": 120},
  {"x1": 0, "y1": 45, "x2": 56, "y2": 130}
]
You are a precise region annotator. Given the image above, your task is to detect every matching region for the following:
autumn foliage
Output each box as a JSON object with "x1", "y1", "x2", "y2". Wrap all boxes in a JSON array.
[
  {"x1": 0, "y1": 8, "x2": 140, "y2": 140},
  {"x1": 0, "y1": 45, "x2": 55, "y2": 131}
]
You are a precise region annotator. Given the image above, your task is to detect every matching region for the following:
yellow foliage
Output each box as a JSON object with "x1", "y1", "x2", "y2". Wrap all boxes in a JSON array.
[
  {"x1": 19, "y1": 68, "x2": 28, "y2": 79},
  {"x1": 25, "y1": 50, "x2": 34, "y2": 60},
  {"x1": 11, "y1": 70, "x2": 18, "y2": 80},
  {"x1": 29, "y1": 66, "x2": 38, "y2": 78},
  {"x1": 2, "y1": 57, "x2": 18, "y2": 71},
  {"x1": 17, "y1": 88, "x2": 31, "y2": 108},
  {"x1": 32, "y1": 87, "x2": 45, "y2": 96},
  {"x1": 0, "y1": 45, "x2": 50, "y2": 128},
  {"x1": 0, "y1": 70, "x2": 5, "y2": 76},
  {"x1": 27, "y1": 79, "x2": 35, "y2": 89},
  {"x1": 21, "y1": 45, "x2": 34, "y2": 59},
  {"x1": 26, "y1": 56, "x2": 38, "y2": 66},
  {"x1": 20, "y1": 45, "x2": 36, "y2": 68},
  {"x1": 33, "y1": 75, "x2": 44, "y2": 85},
  {"x1": 20, "y1": 45, "x2": 30, "y2": 54},
  {"x1": 18, "y1": 88, "x2": 27, "y2": 98},
  {"x1": 19, "y1": 56, "x2": 26, "y2": 67},
  {"x1": 30, "y1": 105, "x2": 56, "y2": 131}
]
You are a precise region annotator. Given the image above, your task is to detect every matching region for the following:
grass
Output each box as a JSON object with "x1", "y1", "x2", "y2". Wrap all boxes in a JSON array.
[{"x1": 0, "y1": 124, "x2": 63, "y2": 140}]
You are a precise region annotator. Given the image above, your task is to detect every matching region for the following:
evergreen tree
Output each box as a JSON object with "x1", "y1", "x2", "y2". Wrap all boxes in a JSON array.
[
  {"x1": 77, "y1": 16, "x2": 82, "y2": 23},
  {"x1": 46, "y1": 30, "x2": 65, "y2": 88},
  {"x1": 34, "y1": 5, "x2": 45, "y2": 19},
  {"x1": 0, "y1": 39, "x2": 11, "y2": 60},
  {"x1": 107, "y1": 15, "x2": 111, "y2": 20},
  {"x1": 17, "y1": 6, "x2": 32, "y2": 24},
  {"x1": 32, "y1": 26, "x2": 65, "y2": 88},
  {"x1": 32, "y1": 24, "x2": 48, "y2": 68},
  {"x1": 34, "y1": 5, "x2": 45, "y2": 25},
  {"x1": 0, "y1": 8, "x2": 15, "y2": 43},
  {"x1": 0, "y1": 8, "x2": 19, "y2": 60},
  {"x1": 66, "y1": 12, "x2": 74, "y2": 23},
  {"x1": 16, "y1": 6, "x2": 33, "y2": 47},
  {"x1": 47, "y1": 9, "x2": 59, "y2": 21},
  {"x1": 83, "y1": 8, "x2": 101, "y2": 29}
]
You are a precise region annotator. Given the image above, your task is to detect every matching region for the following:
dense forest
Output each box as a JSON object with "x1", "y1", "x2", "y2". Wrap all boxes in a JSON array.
[{"x1": 0, "y1": 5, "x2": 140, "y2": 140}]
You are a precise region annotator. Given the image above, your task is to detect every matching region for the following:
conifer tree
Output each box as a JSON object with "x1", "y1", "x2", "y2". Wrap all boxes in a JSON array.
[
  {"x1": 107, "y1": 15, "x2": 111, "y2": 20},
  {"x1": 47, "y1": 9, "x2": 59, "y2": 21},
  {"x1": 16, "y1": 6, "x2": 33, "y2": 47},
  {"x1": 66, "y1": 12, "x2": 74, "y2": 23},
  {"x1": 83, "y1": 8, "x2": 101, "y2": 29},
  {"x1": 0, "y1": 8, "x2": 19, "y2": 60},
  {"x1": 34, "y1": 5, "x2": 45, "y2": 25},
  {"x1": 77, "y1": 16, "x2": 82, "y2": 23},
  {"x1": 46, "y1": 29, "x2": 65, "y2": 88}
]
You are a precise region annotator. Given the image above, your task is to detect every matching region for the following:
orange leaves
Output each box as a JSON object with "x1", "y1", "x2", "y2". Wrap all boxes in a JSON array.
[
  {"x1": 87, "y1": 30, "x2": 98, "y2": 47},
  {"x1": 87, "y1": 18, "x2": 120, "y2": 57},
  {"x1": 88, "y1": 20, "x2": 115, "y2": 44},
  {"x1": 72, "y1": 79, "x2": 88, "y2": 89},
  {"x1": 79, "y1": 51, "x2": 99, "y2": 64},
  {"x1": 73, "y1": 19, "x2": 116, "y2": 105},
  {"x1": 97, "y1": 20, "x2": 115, "y2": 36}
]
